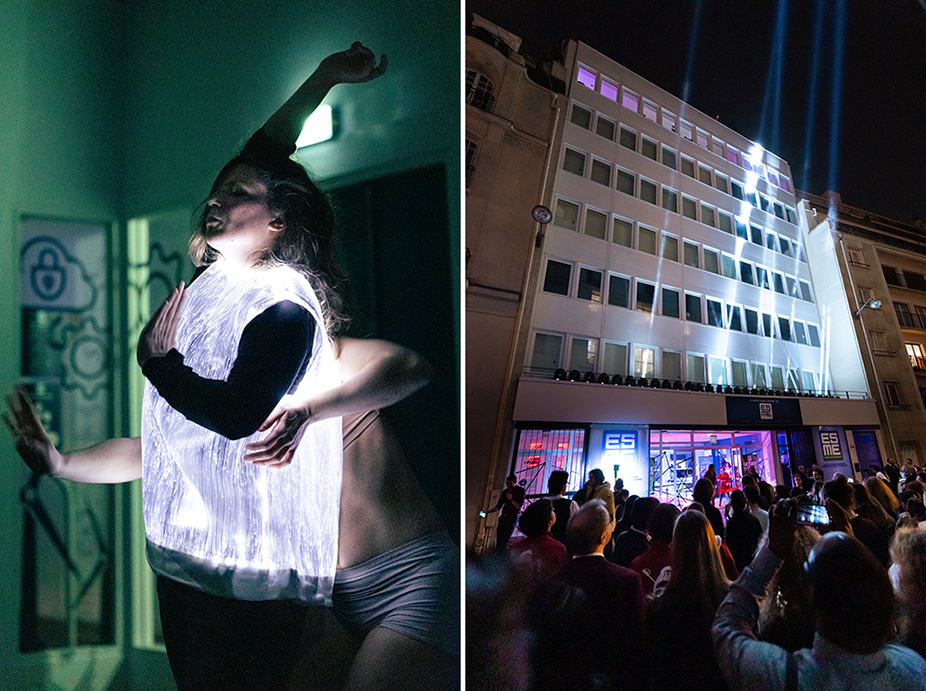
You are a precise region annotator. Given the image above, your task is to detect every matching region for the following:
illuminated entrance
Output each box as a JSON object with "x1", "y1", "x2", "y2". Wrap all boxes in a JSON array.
[{"x1": 649, "y1": 430, "x2": 779, "y2": 505}]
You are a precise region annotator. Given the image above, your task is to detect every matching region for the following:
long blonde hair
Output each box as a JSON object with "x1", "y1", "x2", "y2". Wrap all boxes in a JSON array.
[
  {"x1": 891, "y1": 527, "x2": 926, "y2": 652},
  {"x1": 865, "y1": 476, "x2": 900, "y2": 517},
  {"x1": 663, "y1": 509, "x2": 729, "y2": 614}
]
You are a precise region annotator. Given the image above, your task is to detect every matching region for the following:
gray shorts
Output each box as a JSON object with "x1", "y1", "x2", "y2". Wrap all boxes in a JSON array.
[{"x1": 332, "y1": 531, "x2": 459, "y2": 655}]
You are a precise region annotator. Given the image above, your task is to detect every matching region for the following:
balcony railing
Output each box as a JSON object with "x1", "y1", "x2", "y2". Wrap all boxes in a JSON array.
[{"x1": 896, "y1": 309, "x2": 926, "y2": 330}]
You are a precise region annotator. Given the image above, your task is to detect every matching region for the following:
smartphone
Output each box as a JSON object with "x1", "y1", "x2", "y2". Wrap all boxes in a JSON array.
[
  {"x1": 795, "y1": 502, "x2": 829, "y2": 526},
  {"x1": 479, "y1": 511, "x2": 487, "y2": 518}
]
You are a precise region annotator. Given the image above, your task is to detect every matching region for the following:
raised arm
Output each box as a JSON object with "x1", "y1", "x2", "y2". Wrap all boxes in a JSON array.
[
  {"x1": 260, "y1": 42, "x2": 387, "y2": 151},
  {"x1": 5, "y1": 388, "x2": 142, "y2": 483},
  {"x1": 243, "y1": 337, "x2": 431, "y2": 467}
]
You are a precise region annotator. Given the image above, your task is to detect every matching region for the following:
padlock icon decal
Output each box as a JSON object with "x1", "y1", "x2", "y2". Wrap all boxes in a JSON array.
[{"x1": 30, "y1": 247, "x2": 67, "y2": 301}]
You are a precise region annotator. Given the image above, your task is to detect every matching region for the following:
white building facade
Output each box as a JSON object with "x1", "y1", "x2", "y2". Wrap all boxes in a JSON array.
[{"x1": 506, "y1": 41, "x2": 883, "y2": 508}]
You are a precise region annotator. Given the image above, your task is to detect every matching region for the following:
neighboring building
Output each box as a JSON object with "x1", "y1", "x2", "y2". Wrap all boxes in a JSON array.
[
  {"x1": 467, "y1": 27, "x2": 886, "y2": 552},
  {"x1": 465, "y1": 16, "x2": 565, "y2": 553},
  {"x1": 798, "y1": 191, "x2": 926, "y2": 467}
]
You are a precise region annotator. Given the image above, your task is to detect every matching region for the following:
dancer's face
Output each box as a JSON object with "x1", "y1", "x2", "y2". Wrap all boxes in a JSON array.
[{"x1": 204, "y1": 165, "x2": 281, "y2": 266}]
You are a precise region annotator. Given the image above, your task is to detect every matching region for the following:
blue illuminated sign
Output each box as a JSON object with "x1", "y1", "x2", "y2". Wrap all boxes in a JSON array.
[{"x1": 603, "y1": 431, "x2": 637, "y2": 470}]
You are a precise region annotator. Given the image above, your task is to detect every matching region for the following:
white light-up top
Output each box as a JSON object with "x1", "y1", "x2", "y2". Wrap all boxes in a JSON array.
[{"x1": 142, "y1": 262, "x2": 342, "y2": 604}]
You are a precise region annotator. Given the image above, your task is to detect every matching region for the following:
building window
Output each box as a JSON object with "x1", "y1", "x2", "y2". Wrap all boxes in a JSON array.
[
  {"x1": 570, "y1": 104, "x2": 592, "y2": 129},
  {"x1": 732, "y1": 360, "x2": 748, "y2": 387},
  {"x1": 756, "y1": 266, "x2": 770, "y2": 290},
  {"x1": 619, "y1": 127, "x2": 637, "y2": 151},
  {"x1": 779, "y1": 237, "x2": 793, "y2": 257},
  {"x1": 715, "y1": 174, "x2": 729, "y2": 194},
  {"x1": 808, "y1": 324, "x2": 821, "y2": 347},
  {"x1": 643, "y1": 100, "x2": 658, "y2": 122},
  {"x1": 662, "y1": 147, "x2": 677, "y2": 169},
  {"x1": 685, "y1": 293, "x2": 702, "y2": 322},
  {"x1": 750, "y1": 225, "x2": 763, "y2": 245},
  {"x1": 577, "y1": 267, "x2": 603, "y2": 302},
  {"x1": 636, "y1": 281, "x2": 656, "y2": 313},
  {"x1": 709, "y1": 357, "x2": 728, "y2": 386},
  {"x1": 701, "y1": 206, "x2": 715, "y2": 228},
  {"x1": 884, "y1": 382, "x2": 905, "y2": 407},
  {"x1": 576, "y1": 66, "x2": 596, "y2": 90},
  {"x1": 762, "y1": 314, "x2": 774, "y2": 338},
  {"x1": 662, "y1": 109, "x2": 677, "y2": 133},
  {"x1": 613, "y1": 217, "x2": 633, "y2": 247},
  {"x1": 883, "y1": 266, "x2": 904, "y2": 287},
  {"x1": 707, "y1": 299, "x2": 724, "y2": 327},
  {"x1": 617, "y1": 170, "x2": 635, "y2": 195},
  {"x1": 780, "y1": 176, "x2": 792, "y2": 193},
  {"x1": 681, "y1": 157, "x2": 695, "y2": 178},
  {"x1": 759, "y1": 195, "x2": 770, "y2": 213},
  {"x1": 794, "y1": 322, "x2": 808, "y2": 345},
  {"x1": 727, "y1": 147, "x2": 740, "y2": 165},
  {"x1": 770, "y1": 366, "x2": 785, "y2": 390},
  {"x1": 731, "y1": 181, "x2": 744, "y2": 200},
  {"x1": 785, "y1": 206, "x2": 796, "y2": 223},
  {"x1": 680, "y1": 122, "x2": 693, "y2": 141},
  {"x1": 663, "y1": 288, "x2": 680, "y2": 318},
  {"x1": 704, "y1": 249, "x2": 720, "y2": 274},
  {"x1": 641, "y1": 137, "x2": 658, "y2": 160},
  {"x1": 752, "y1": 363, "x2": 768, "y2": 388},
  {"x1": 687, "y1": 354, "x2": 705, "y2": 383},
  {"x1": 585, "y1": 209, "x2": 608, "y2": 239},
  {"x1": 682, "y1": 197, "x2": 698, "y2": 220},
  {"x1": 870, "y1": 331, "x2": 887, "y2": 353},
  {"x1": 663, "y1": 351, "x2": 682, "y2": 381},
  {"x1": 734, "y1": 218, "x2": 749, "y2": 240},
  {"x1": 600, "y1": 78, "x2": 618, "y2": 101},
  {"x1": 465, "y1": 137, "x2": 477, "y2": 187},
  {"x1": 906, "y1": 343, "x2": 925, "y2": 370},
  {"x1": 718, "y1": 212, "x2": 733, "y2": 234},
  {"x1": 745, "y1": 309, "x2": 760, "y2": 335},
  {"x1": 569, "y1": 337, "x2": 598, "y2": 372},
  {"x1": 466, "y1": 70, "x2": 495, "y2": 111},
  {"x1": 768, "y1": 170, "x2": 779, "y2": 187},
  {"x1": 778, "y1": 317, "x2": 792, "y2": 341},
  {"x1": 543, "y1": 260, "x2": 571, "y2": 295},
  {"x1": 608, "y1": 275, "x2": 630, "y2": 308},
  {"x1": 563, "y1": 148, "x2": 585, "y2": 176},
  {"x1": 774, "y1": 202, "x2": 785, "y2": 220},
  {"x1": 662, "y1": 235, "x2": 679, "y2": 262},
  {"x1": 531, "y1": 333, "x2": 563, "y2": 371},
  {"x1": 634, "y1": 346, "x2": 655, "y2": 379},
  {"x1": 684, "y1": 242, "x2": 700, "y2": 269},
  {"x1": 906, "y1": 273, "x2": 926, "y2": 292},
  {"x1": 603, "y1": 342, "x2": 628, "y2": 375},
  {"x1": 622, "y1": 89, "x2": 639, "y2": 112},
  {"x1": 638, "y1": 227, "x2": 657, "y2": 255},
  {"x1": 773, "y1": 273, "x2": 786, "y2": 295},
  {"x1": 799, "y1": 281, "x2": 813, "y2": 302},
  {"x1": 722, "y1": 255, "x2": 737, "y2": 280},
  {"x1": 590, "y1": 159, "x2": 611, "y2": 186},
  {"x1": 712, "y1": 138, "x2": 725, "y2": 157},
  {"x1": 596, "y1": 116, "x2": 616, "y2": 140},
  {"x1": 640, "y1": 179, "x2": 658, "y2": 205},
  {"x1": 740, "y1": 262, "x2": 754, "y2": 285},
  {"x1": 765, "y1": 231, "x2": 777, "y2": 252},
  {"x1": 786, "y1": 276, "x2": 799, "y2": 298},
  {"x1": 662, "y1": 188, "x2": 678, "y2": 213},
  {"x1": 698, "y1": 165, "x2": 712, "y2": 186},
  {"x1": 801, "y1": 370, "x2": 817, "y2": 394},
  {"x1": 787, "y1": 370, "x2": 801, "y2": 392},
  {"x1": 727, "y1": 305, "x2": 743, "y2": 331},
  {"x1": 554, "y1": 199, "x2": 579, "y2": 230}
]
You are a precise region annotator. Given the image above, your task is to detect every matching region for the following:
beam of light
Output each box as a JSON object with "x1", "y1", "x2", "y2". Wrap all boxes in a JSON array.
[
  {"x1": 759, "y1": 0, "x2": 791, "y2": 151},
  {"x1": 801, "y1": 0, "x2": 827, "y2": 191},
  {"x1": 296, "y1": 104, "x2": 335, "y2": 148},
  {"x1": 680, "y1": 0, "x2": 705, "y2": 103},
  {"x1": 826, "y1": 0, "x2": 847, "y2": 218}
]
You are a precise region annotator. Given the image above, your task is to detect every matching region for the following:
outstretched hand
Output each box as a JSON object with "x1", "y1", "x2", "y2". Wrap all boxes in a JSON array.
[
  {"x1": 243, "y1": 401, "x2": 311, "y2": 468},
  {"x1": 137, "y1": 283, "x2": 186, "y2": 369},
  {"x1": 317, "y1": 42, "x2": 387, "y2": 85},
  {"x1": 4, "y1": 388, "x2": 62, "y2": 476}
]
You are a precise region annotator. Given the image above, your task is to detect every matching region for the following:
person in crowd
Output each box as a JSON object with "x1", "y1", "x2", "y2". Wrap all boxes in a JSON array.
[
  {"x1": 823, "y1": 476, "x2": 890, "y2": 566},
  {"x1": 613, "y1": 496, "x2": 659, "y2": 567},
  {"x1": 629, "y1": 501, "x2": 680, "y2": 600},
  {"x1": 487, "y1": 474, "x2": 525, "y2": 554},
  {"x1": 643, "y1": 509, "x2": 730, "y2": 691},
  {"x1": 713, "y1": 499, "x2": 926, "y2": 690},
  {"x1": 687, "y1": 502, "x2": 739, "y2": 581},
  {"x1": 584, "y1": 468, "x2": 617, "y2": 529},
  {"x1": 744, "y1": 484, "x2": 769, "y2": 537},
  {"x1": 811, "y1": 467, "x2": 824, "y2": 484},
  {"x1": 614, "y1": 486, "x2": 630, "y2": 524},
  {"x1": 704, "y1": 463, "x2": 718, "y2": 488},
  {"x1": 773, "y1": 484, "x2": 790, "y2": 503},
  {"x1": 853, "y1": 480, "x2": 896, "y2": 550},
  {"x1": 509, "y1": 498, "x2": 567, "y2": 581},
  {"x1": 724, "y1": 489, "x2": 763, "y2": 572},
  {"x1": 693, "y1": 478, "x2": 725, "y2": 541},
  {"x1": 884, "y1": 459, "x2": 901, "y2": 496},
  {"x1": 614, "y1": 493, "x2": 638, "y2": 538},
  {"x1": 554, "y1": 499, "x2": 645, "y2": 690},
  {"x1": 546, "y1": 470, "x2": 578, "y2": 545},
  {"x1": 866, "y1": 475, "x2": 901, "y2": 519},
  {"x1": 757, "y1": 524, "x2": 820, "y2": 652},
  {"x1": 716, "y1": 461, "x2": 734, "y2": 507},
  {"x1": 889, "y1": 526, "x2": 926, "y2": 659}
]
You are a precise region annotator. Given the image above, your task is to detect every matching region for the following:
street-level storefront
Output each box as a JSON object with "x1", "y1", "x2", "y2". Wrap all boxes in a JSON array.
[{"x1": 510, "y1": 378, "x2": 884, "y2": 502}]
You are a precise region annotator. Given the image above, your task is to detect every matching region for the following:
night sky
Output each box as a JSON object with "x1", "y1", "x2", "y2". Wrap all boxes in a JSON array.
[{"x1": 468, "y1": 0, "x2": 926, "y2": 226}]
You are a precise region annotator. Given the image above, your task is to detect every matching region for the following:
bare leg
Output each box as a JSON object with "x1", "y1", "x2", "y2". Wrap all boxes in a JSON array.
[{"x1": 343, "y1": 627, "x2": 459, "y2": 691}]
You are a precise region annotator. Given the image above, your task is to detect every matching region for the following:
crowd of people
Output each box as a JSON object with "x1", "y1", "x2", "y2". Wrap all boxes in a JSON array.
[{"x1": 468, "y1": 460, "x2": 926, "y2": 690}]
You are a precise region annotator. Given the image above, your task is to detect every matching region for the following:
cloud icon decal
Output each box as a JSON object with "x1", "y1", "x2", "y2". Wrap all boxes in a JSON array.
[{"x1": 20, "y1": 237, "x2": 98, "y2": 312}]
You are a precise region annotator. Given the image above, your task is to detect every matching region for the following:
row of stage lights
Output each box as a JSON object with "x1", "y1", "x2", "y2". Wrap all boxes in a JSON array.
[{"x1": 551, "y1": 368, "x2": 836, "y2": 398}]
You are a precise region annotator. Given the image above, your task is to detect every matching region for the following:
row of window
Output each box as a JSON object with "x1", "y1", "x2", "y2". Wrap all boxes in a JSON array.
[
  {"x1": 550, "y1": 209, "x2": 814, "y2": 302},
  {"x1": 532, "y1": 331, "x2": 820, "y2": 392},
  {"x1": 569, "y1": 103, "x2": 797, "y2": 226},
  {"x1": 542, "y1": 259, "x2": 821, "y2": 345},
  {"x1": 573, "y1": 65, "x2": 792, "y2": 193},
  {"x1": 883, "y1": 265, "x2": 926, "y2": 293}
]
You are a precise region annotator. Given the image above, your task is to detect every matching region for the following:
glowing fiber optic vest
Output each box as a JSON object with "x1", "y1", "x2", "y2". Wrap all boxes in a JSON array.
[{"x1": 142, "y1": 262, "x2": 342, "y2": 604}]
